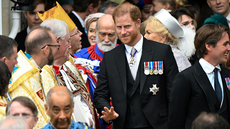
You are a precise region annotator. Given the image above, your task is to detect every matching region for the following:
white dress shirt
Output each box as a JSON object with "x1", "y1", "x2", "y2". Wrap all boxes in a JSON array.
[
  {"x1": 124, "y1": 35, "x2": 143, "y2": 79},
  {"x1": 199, "y1": 58, "x2": 224, "y2": 107}
]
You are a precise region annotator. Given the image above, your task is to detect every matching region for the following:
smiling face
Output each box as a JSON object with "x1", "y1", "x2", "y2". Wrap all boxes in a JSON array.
[
  {"x1": 24, "y1": 3, "x2": 45, "y2": 29},
  {"x1": 207, "y1": 0, "x2": 230, "y2": 17},
  {"x1": 115, "y1": 13, "x2": 141, "y2": 46},
  {"x1": 206, "y1": 32, "x2": 230, "y2": 66},
  {"x1": 88, "y1": 21, "x2": 97, "y2": 46}
]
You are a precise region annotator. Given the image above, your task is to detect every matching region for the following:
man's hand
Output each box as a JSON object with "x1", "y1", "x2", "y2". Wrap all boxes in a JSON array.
[{"x1": 101, "y1": 106, "x2": 119, "y2": 122}]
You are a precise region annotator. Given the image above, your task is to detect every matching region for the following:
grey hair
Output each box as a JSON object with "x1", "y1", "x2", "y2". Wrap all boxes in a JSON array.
[
  {"x1": 46, "y1": 86, "x2": 74, "y2": 107},
  {"x1": 0, "y1": 116, "x2": 27, "y2": 129},
  {"x1": 40, "y1": 18, "x2": 68, "y2": 40}
]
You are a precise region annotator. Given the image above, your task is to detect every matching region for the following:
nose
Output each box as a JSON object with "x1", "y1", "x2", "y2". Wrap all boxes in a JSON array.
[
  {"x1": 216, "y1": 0, "x2": 220, "y2": 4},
  {"x1": 59, "y1": 111, "x2": 66, "y2": 119},
  {"x1": 121, "y1": 27, "x2": 126, "y2": 35},
  {"x1": 79, "y1": 31, "x2": 83, "y2": 36},
  {"x1": 227, "y1": 44, "x2": 230, "y2": 51},
  {"x1": 35, "y1": 13, "x2": 40, "y2": 20},
  {"x1": 104, "y1": 35, "x2": 110, "y2": 43}
]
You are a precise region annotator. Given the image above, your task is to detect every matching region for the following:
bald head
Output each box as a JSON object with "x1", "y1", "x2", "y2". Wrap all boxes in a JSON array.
[
  {"x1": 45, "y1": 86, "x2": 74, "y2": 129},
  {"x1": 25, "y1": 26, "x2": 53, "y2": 55},
  {"x1": 46, "y1": 86, "x2": 73, "y2": 107},
  {"x1": 96, "y1": 14, "x2": 115, "y2": 30}
]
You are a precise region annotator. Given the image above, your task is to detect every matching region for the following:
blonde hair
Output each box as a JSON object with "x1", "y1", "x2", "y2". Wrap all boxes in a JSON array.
[{"x1": 145, "y1": 16, "x2": 178, "y2": 45}]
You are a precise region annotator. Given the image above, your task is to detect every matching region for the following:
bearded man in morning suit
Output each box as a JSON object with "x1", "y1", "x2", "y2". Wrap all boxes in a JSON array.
[
  {"x1": 169, "y1": 24, "x2": 230, "y2": 129},
  {"x1": 94, "y1": 2, "x2": 178, "y2": 129}
]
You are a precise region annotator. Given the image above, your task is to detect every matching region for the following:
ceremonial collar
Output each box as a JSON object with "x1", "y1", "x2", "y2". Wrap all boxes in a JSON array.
[
  {"x1": 95, "y1": 44, "x2": 104, "y2": 58},
  {"x1": 53, "y1": 64, "x2": 68, "y2": 74}
]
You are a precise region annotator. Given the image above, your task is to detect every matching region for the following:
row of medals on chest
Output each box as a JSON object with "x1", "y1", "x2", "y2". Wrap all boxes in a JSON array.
[{"x1": 129, "y1": 57, "x2": 163, "y2": 75}]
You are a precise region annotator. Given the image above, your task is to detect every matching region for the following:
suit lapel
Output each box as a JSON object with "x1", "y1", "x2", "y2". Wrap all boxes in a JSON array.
[
  {"x1": 193, "y1": 62, "x2": 216, "y2": 112},
  {"x1": 140, "y1": 39, "x2": 155, "y2": 94},
  {"x1": 115, "y1": 44, "x2": 127, "y2": 95}
]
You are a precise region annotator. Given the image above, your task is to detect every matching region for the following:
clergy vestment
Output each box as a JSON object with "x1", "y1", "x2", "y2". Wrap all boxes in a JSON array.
[{"x1": 9, "y1": 51, "x2": 49, "y2": 129}]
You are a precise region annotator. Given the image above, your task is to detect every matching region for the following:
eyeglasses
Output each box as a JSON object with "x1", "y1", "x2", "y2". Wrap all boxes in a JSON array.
[
  {"x1": 70, "y1": 30, "x2": 80, "y2": 37},
  {"x1": 41, "y1": 44, "x2": 60, "y2": 50},
  {"x1": 180, "y1": 20, "x2": 195, "y2": 28},
  {"x1": 12, "y1": 113, "x2": 35, "y2": 119}
]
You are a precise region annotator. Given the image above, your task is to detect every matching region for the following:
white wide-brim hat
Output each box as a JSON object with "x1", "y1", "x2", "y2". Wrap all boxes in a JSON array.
[{"x1": 154, "y1": 9, "x2": 184, "y2": 39}]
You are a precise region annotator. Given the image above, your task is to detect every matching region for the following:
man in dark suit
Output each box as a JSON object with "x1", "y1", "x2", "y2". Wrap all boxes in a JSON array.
[
  {"x1": 69, "y1": 0, "x2": 100, "y2": 48},
  {"x1": 15, "y1": 0, "x2": 46, "y2": 52},
  {"x1": 169, "y1": 24, "x2": 230, "y2": 129},
  {"x1": 94, "y1": 2, "x2": 178, "y2": 129}
]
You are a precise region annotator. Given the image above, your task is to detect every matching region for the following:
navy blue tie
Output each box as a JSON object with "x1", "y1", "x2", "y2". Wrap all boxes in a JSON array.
[{"x1": 214, "y1": 68, "x2": 222, "y2": 102}]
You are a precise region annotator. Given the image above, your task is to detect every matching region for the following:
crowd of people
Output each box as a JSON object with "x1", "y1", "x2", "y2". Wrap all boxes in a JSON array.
[{"x1": 0, "y1": 0, "x2": 230, "y2": 129}]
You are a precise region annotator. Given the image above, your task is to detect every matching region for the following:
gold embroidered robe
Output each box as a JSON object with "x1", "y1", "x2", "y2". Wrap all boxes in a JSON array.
[{"x1": 8, "y1": 51, "x2": 49, "y2": 129}]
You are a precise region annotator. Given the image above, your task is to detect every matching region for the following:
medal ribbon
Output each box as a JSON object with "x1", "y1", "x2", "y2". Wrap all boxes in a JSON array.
[
  {"x1": 154, "y1": 61, "x2": 157, "y2": 71},
  {"x1": 130, "y1": 49, "x2": 137, "y2": 58},
  {"x1": 159, "y1": 61, "x2": 162, "y2": 71},
  {"x1": 225, "y1": 78, "x2": 230, "y2": 86}
]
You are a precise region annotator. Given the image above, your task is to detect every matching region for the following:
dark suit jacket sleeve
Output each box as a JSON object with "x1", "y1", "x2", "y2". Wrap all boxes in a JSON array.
[
  {"x1": 164, "y1": 45, "x2": 179, "y2": 102},
  {"x1": 169, "y1": 72, "x2": 191, "y2": 129},
  {"x1": 94, "y1": 52, "x2": 111, "y2": 116}
]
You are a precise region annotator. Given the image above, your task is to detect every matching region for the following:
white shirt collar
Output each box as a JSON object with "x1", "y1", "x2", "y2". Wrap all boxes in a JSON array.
[
  {"x1": 26, "y1": 27, "x2": 31, "y2": 34},
  {"x1": 124, "y1": 35, "x2": 143, "y2": 54},
  {"x1": 199, "y1": 58, "x2": 221, "y2": 74},
  {"x1": 72, "y1": 11, "x2": 85, "y2": 28},
  {"x1": 226, "y1": 12, "x2": 230, "y2": 27}
]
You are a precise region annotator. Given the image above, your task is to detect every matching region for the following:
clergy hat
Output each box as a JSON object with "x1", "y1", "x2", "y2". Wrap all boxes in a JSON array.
[{"x1": 38, "y1": 2, "x2": 75, "y2": 32}]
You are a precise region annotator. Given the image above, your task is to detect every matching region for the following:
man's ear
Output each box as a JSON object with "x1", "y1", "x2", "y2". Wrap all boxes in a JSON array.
[
  {"x1": 56, "y1": 36, "x2": 61, "y2": 44},
  {"x1": 44, "y1": 104, "x2": 49, "y2": 116},
  {"x1": 88, "y1": 3, "x2": 94, "y2": 12},
  {"x1": 136, "y1": 19, "x2": 141, "y2": 29},
  {"x1": 164, "y1": 3, "x2": 171, "y2": 10},
  {"x1": 33, "y1": 116, "x2": 38, "y2": 127},
  {"x1": 0, "y1": 57, "x2": 7, "y2": 63},
  {"x1": 205, "y1": 43, "x2": 213, "y2": 52},
  {"x1": 206, "y1": 0, "x2": 211, "y2": 7},
  {"x1": 41, "y1": 45, "x2": 49, "y2": 56},
  {"x1": 24, "y1": 12, "x2": 28, "y2": 19}
]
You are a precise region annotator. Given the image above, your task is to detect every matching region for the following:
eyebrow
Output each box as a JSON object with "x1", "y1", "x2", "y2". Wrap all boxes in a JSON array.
[{"x1": 52, "y1": 105, "x2": 71, "y2": 108}]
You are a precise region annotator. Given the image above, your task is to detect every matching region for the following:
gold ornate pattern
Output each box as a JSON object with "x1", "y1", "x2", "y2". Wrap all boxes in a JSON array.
[
  {"x1": 41, "y1": 65, "x2": 58, "y2": 96},
  {"x1": 9, "y1": 51, "x2": 49, "y2": 129},
  {"x1": 57, "y1": 63, "x2": 95, "y2": 124}
]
